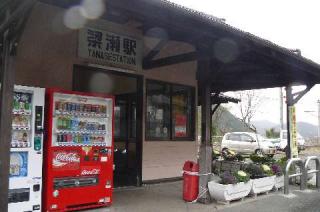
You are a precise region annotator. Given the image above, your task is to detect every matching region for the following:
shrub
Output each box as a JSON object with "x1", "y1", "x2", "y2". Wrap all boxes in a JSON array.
[
  {"x1": 250, "y1": 154, "x2": 275, "y2": 164},
  {"x1": 244, "y1": 163, "x2": 266, "y2": 179},
  {"x1": 271, "y1": 164, "x2": 283, "y2": 176},
  {"x1": 261, "y1": 164, "x2": 274, "y2": 176},
  {"x1": 212, "y1": 149, "x2": 220, "y2": 160},
  {"x1": 221, "y1": 171, "x2": 237, "y2": 184},
  {"x1": 234, "y1": 170, "x2": 250, "y2": 183}
]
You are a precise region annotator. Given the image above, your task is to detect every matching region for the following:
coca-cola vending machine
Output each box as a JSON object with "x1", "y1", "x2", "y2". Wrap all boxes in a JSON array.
[{"x1": 43, "y1": 88, "x2": 114, "y2": 211}]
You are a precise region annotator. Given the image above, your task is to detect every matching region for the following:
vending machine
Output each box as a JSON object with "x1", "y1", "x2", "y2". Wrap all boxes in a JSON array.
[
  {"x1": 43, "y1": 88, "x2": 114, "y2": 211},
  {"x1": 8, "y1": 85, "x2": 45, "y2": 212}
]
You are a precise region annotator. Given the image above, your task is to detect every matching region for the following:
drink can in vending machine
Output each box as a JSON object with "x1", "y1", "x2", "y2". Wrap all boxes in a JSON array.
[
  {"x1": 62, "y1": 102, "x2": 67, "y2": 112},
  {"x1": 72, "y1": 103, "x2": 76, "y2": 112},
  {"x1": 80, "y1": 104, "x2": 84, "y2": 113},
  {"x1": 76, "y1": 103, "x2": 80, "y2": 112},
  {"x1": 63, "y1": 134, "x2": 68, "y2": 143},
  {"x1": 55, "y1": 101, "x2": 61, "y2": 111},
  {"x1": 67, "y1": 134, "x2": 73, "y2": 142}
]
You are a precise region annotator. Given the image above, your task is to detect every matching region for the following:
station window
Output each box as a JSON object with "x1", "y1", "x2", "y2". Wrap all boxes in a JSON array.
[{"x1": 146, "y1": 80, "x2": 195, "y2": 141}]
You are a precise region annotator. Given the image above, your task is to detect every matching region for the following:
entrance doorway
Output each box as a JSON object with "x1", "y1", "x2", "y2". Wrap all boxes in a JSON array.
[{"x1": 73, "y1": 65, "x2": 143, "y2": 187}]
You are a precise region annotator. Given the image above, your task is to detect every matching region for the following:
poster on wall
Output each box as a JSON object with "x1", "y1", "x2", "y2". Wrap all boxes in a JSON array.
[
  {"x1": 78, "y1": 27, "x2": 142, "y2": 71},
  {"x1": 289, "y1": 106, "x2": 298, "y2": 158},
  {"x1": 175, "y1": 114, "x2": 187, "y2": 137}
]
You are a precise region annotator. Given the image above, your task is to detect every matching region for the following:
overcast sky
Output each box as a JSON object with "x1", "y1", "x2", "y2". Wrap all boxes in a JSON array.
[{"x1": 170, "y1": 0, "x2": 320, "y2": 126}]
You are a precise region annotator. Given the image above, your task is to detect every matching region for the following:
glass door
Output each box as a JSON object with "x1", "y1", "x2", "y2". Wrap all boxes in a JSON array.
[{"x1": 114, "y1": 94, "x2": 137, "y2": 187}]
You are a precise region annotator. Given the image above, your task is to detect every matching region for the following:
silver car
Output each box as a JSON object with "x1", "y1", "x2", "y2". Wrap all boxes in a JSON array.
[{"x1": 221, "y1": 132, "x2": 276, "y2": 157}]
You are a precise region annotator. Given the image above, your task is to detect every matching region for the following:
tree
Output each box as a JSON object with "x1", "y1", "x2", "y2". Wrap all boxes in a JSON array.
[
  {"x1": 236, "y1": 90, "x2": 262, "y2": 128},
  {"x1": 266, "y1": 128, "x2": 280, "y2": 138}
]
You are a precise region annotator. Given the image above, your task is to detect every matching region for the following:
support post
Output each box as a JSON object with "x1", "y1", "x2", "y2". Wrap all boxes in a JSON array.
[
  {"x1": 0, "y1": 29, "x2": 15, "y2": 211},
  {"x1": 197, "y1": 56, "x2": 212, "y2": 204},
  {"x1": 285, "y1": 86, "x2": 293, "y2": 159}
]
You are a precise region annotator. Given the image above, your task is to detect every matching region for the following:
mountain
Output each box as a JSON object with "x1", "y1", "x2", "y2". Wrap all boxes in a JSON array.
[
  {"x1": 212, "y1": 107, "x2": 253, "y2": 135},
  {"x1": 252, "y1": 120, "x2": 279, "y2": 135},
  {"x1": 252, "y1": 120, "x2": 318, "y2": 139}
]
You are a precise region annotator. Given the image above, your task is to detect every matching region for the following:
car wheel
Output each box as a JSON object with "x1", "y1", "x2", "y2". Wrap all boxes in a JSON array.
[{"x1": 255, "y1": 149, "x2": 263, "y2": 155}]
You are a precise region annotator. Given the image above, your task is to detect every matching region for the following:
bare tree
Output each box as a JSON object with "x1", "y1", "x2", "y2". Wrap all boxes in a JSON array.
[{"x1": 236, "y1": 90, "x2": 262, "y2": 127}]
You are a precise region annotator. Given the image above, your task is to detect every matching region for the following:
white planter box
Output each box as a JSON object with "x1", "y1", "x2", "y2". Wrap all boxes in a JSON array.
[
  {"x1": 208, "y1": 180, "x2": 252, "y2": 202},
  {"x1": 274, "y1": 175, "x2": 284, "y2": 190},
  {"x1": 250, "y1": 176, "x2": 275, "y2": 195}
]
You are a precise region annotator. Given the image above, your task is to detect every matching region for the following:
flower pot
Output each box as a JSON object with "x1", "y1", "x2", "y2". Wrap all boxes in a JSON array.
[
  {"x1": 208, "y1": 180, "x2": 252, "y2": 202},
  {"x1": 274, "y1": 175, "x2": 284, "y2": 190},
  {"x1": 250, "y1": 176, "x2": 275, "y2": 195}
]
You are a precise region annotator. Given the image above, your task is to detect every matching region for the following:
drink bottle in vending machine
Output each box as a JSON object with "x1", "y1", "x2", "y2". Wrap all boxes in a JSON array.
[
  {"x1": 8, "y1": 85, "x2": 45, "y2": 212},
  {"x1": 43, "y1": 88, "x2": 114, "y2": 211}
]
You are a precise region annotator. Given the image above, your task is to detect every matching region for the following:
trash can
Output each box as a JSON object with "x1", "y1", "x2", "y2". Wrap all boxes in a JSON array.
[{"x1": 183, "y1": 161, "x2": 199, "y2": 202}]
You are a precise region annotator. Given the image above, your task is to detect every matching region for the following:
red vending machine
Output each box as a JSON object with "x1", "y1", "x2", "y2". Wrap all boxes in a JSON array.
[{"x1": 43, "y1": 88, "x2": 114, "y2": 211}]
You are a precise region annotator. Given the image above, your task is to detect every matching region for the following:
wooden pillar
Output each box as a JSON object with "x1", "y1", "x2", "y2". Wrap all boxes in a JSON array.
[
  {"x1": 0, "y1": 30, "x2": 15, "y2": 211},
  {"x1": 197, "y1": 57, "x2": 212, "y2": 204},
  {"x1": 285, "y1": 86, "x2": 293, "y2": 159}
]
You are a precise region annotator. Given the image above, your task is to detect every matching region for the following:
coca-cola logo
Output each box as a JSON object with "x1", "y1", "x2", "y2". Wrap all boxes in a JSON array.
[
  {"x1": 81, "y1": 168, "x2": 100, "y2": 176},
  {"x1": 53, "y1": 152, "x2": 80, "y2": 168}
]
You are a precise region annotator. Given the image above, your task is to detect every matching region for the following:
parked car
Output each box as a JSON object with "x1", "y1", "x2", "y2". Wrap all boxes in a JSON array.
[
  {"x1": 278, "y1": 130, "x2": 305, "y2": 152},
  {"x1": 221, "y1": 132, "x2": 276, "y2": 157}
]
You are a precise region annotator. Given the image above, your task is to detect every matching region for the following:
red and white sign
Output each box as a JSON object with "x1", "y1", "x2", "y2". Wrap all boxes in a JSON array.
[
  {"x1": 52, "y1": 151, "x2": 80, "y2": 170},
  {"x1": 81, "y1": 166, "x2": 101, "y2": 176}
]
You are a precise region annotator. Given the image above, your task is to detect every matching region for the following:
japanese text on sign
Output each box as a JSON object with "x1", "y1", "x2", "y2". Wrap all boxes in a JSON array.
[
  {"x1": 78, "y1": 27, "x2": 142, "y2": 70},
  {"x1": 289, "y1": 106, "x2": 298, "y2": 158}
]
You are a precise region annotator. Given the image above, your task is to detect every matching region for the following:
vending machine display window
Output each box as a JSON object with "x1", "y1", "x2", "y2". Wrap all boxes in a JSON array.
[
  {"x1": 12, "y1": 91, "x2": 33, "y2": 148},
  {"x1": 10, "y1": 152, "x2": 28, "y2": 178},
  {"x1": 52, "y1": 93, "x2": 113, "y2": 147}
]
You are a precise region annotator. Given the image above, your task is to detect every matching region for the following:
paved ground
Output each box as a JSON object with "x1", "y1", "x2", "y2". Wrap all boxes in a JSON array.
[
  {"x1": 83, "y1": 150, "x2": 320, "y2": 212},
  {"x1": 83, "y1": 181, "x2": 320, "y2": 212}
]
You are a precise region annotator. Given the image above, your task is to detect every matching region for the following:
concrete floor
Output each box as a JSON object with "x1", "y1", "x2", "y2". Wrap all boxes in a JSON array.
[{"x1": 83, "y1": 181, "x2": 320, "y2": 212}]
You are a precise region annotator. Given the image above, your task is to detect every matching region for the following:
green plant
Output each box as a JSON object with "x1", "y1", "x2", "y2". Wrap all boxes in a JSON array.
[
  {"x1": 271, "y1": 163, "x2": 283, "y2": 176},
  {"x1": 250, "y1": 154, "x2": 275, "y2": 164},
  {"x1": 222, "y1": 149, "x2": 244, "y2": 161},
  {"x1": 234, "y1": 170, "x2": 250, "y2": 183},
  {"x1": 244, "y1": 163, "x2": 266, "y2": 179},
  {"x1": 212, "y1": 149, "x2": 221, "y2": 160},
  {"x1": 220, "y1": 170, "x2": 250, "y2": 184},
  {"x1": 221, "y1": 171, "x2": 237, "y2": 184},
  {"x1": 261, "y1": 164, "x2": 274, "y2": 176}
]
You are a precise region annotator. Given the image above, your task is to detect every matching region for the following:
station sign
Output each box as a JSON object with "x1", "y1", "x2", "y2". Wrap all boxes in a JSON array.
[
  {"x1": 289, "y1": 106, "x2": 298, "y2": 157},
  {"x1": 78, "y1": 27, "x2": 142, "y2": 71}
]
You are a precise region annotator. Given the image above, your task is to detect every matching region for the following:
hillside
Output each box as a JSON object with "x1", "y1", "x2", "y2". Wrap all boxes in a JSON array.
[
  {"x1": 252, "y1": 120, "x2": 318, "y2": 139},
  {"x1": 212, "y1": 106, "x2": 253, "y2": 136}
]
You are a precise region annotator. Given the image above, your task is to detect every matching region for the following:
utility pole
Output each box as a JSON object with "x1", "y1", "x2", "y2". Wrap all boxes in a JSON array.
[{"x1": 280, "y1": 87, "x2": 284, "y2": 130}]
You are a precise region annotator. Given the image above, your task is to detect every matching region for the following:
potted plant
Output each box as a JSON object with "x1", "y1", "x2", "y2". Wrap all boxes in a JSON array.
[
  {"x1": 212, "y1": 149, "x2": 221, "y2": 160},
  {"x1": 245, "y1": 163, "x2": 275, "y2": 196},
  {"x1": 208, "y1": 170, "x2": 252, "y2": 203},
  {"x1": 271, "y1": 163, "x2": 284, "y2": 190}
]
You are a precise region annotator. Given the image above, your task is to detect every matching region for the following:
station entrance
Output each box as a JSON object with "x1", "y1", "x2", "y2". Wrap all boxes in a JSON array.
[{"x1": 73, "y1": 65, "x2": 143, "y2": 187}]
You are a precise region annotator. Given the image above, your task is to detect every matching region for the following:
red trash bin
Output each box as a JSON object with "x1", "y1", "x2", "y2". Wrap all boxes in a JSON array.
[{"x1": 183, "y1": 161, "x2": 199, "y2": 202}]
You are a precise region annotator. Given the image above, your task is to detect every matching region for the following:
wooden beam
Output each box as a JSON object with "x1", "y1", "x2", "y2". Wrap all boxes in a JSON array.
[
  {"x1": 292, "y1": 84, "x2": 314, "y2": 104},
  {"x1": 0, "y1": 0, "x2": 36, "y2": 34},
  {"x1": 143, "y1": 51, "x2": 197, "y2": 69},
  {"x1": 143, "y1": 39, "x2": 168, "y2": 66}
]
